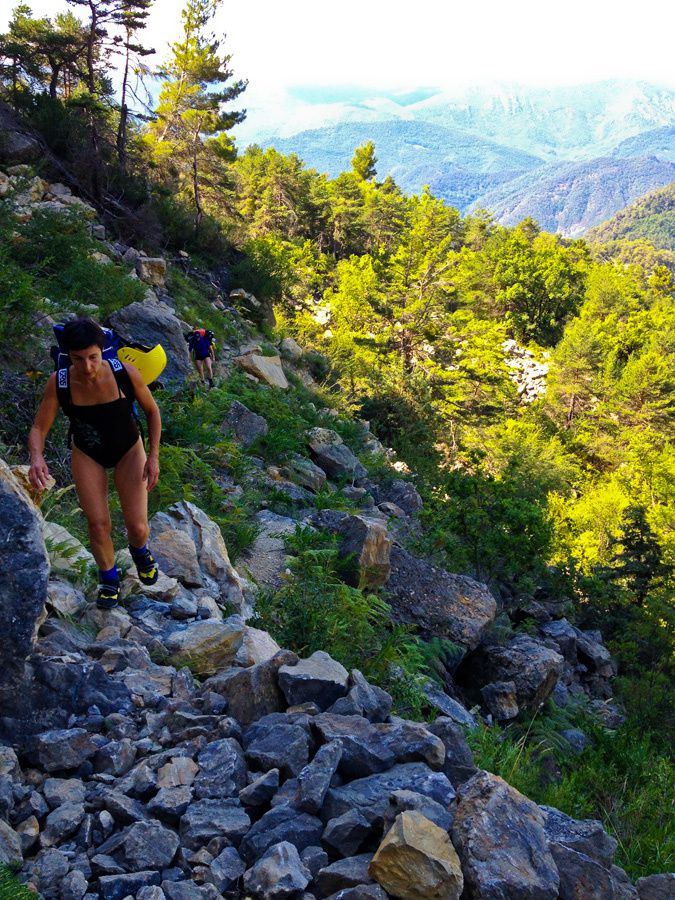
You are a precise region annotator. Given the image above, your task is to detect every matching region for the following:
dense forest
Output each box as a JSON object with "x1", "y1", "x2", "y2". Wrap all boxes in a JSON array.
[{"x1": 0, "y1": 0, "x2": 673, "y2": 882}]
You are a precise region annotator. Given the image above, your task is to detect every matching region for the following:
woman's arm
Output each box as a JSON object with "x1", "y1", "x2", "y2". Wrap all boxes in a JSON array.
[
  {"x1": 28, "y1": 374, "x2": 60, "y2": 490},
  {"x1": 125, "y1": 364, "x2": 162, "y2": 491}
]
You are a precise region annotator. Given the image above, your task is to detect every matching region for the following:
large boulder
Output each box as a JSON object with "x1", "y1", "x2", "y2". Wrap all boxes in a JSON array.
[
  {"x1": 234, "y1": 351, "x2": 289, "y2": 389},
  {"x1": 369, "y1": 810, "x2": 463, "y2": 900},
  {"x1": 0, "y1": 460, "x2": 49, "y2": 678},
  {"x1": 460, "y1": 635, "x2": 564, "y2": 710},
  {"x1": 336, "y1": 514, "x2": 392, "y2": 588},
  {"x1": 306, "y1": 428, "x2": 367, "y2": 483},
  {"x1": 220, "y1": 400, "x2": 268, "y2": 447},
  {"x1": 386, "y1": 545, "x2": 497, "y2": 650},
  {"x1": 151, "y1": 501, "x2": 248, "y2": 614},
  {"x1": 108, "y1": 300, "x2": 190, "y2": 383},
  {"x1": 135, "y1": 257, "x2": 167, "y2": 288},
  {"x1": 164, "y1": 618, "x2": 245, "y2": 677},
  {"x1": 452, "y1": 771, "x2": 559, "y2": 899}
]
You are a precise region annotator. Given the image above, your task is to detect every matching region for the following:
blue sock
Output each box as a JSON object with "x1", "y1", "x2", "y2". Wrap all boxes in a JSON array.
[
  {"x1": 99, "y1": 565, "x2": 119, "y2": 585},
  {"x1": 129, "y1": 543, "x2": 148, "y2": 560}
]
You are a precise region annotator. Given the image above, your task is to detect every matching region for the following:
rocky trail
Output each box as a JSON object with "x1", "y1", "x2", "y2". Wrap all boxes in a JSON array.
[{"x1": 0, "y1": 145, "x2": 672, "y2": 899}]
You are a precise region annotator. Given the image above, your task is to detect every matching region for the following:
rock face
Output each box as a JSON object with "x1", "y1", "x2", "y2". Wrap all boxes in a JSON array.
[
  {"x1": 0, "y1": 460, "x2": 49, "y2": 674},
  {"x1": 234, "y1": 351, "x2": 289, "y2": 389},
  {"x1": 386, "y1": 545, "x2": 497, "y2": 649},
  {"x1": 150, "y1": 501, "x2": 247, "y2": 614},
  {"x1": 452, "y1": 771, "x2": 560, "y2": 899},
  {"x1": 369, "y1": 810, "x2": 463, "y2": 899},
  {"x1": 461, "y1": 635, "x2": 564, "y2": 710},
  {"x1": 108, "y1": 300, "x2": 191, "y2": 383}
]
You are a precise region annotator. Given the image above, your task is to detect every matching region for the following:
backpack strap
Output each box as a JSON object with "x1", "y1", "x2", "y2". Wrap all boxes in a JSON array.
[
  {"x1": 55, "y1": 366, "x2": 73, "y2": 416},
  {"x1": 110, "y1": 360, "x2": 145, "y2": 445}
]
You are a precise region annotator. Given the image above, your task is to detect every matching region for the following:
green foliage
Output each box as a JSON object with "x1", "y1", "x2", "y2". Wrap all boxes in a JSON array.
[
  {"x1": 252, "y1": 527, "x2": 429, "y2": 716},
  {"x1": 0, "y1": 865, "x2": 34, "y2": 900}
]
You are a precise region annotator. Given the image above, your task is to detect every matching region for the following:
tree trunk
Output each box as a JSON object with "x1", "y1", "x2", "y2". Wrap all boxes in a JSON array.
[
  {"x1": 192, "y1": 137, "x2": 203, "y2": 233},
  {"x1": 116, "y1": 35, "x2": 131, "y2": 171}
]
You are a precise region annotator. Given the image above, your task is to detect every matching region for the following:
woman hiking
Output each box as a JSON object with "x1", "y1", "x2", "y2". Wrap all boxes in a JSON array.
[{"x1": 28, "y1": 318, "x2": 162, "y2": 610}]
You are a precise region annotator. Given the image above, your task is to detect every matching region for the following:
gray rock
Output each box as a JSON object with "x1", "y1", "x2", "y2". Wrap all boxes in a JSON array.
[
  {"x1": 462, "y1": 635, "x2": 564, "y2": 710},
  {"x1": 137, "y1": 889, "x2": 167, "y2": 900},
  {"x1": 60, "y1": 868, "x2": 89, "y2": 900},
  {"x1": 427, "y1": 717, "x2": 478, "y2": 786},
  {"x1": 322, "y1": 808, "x2": 379, "y2": 857},
  {"x1": 243, "y1": 841, "x2": 311, "y2": 898},
  {"x1": 162, "y1": 882, "x2": 223, "y2": 899},
  {"x1": 46, "y1": 579, "x2": 88, "y2": 617},
  {"x1": 278, "y1": 651, "x2": 349, "y2": 710},
  {"x1": 109, "y1": 300, "x2": 189, "y2": 383},
  {"x1": 325, "y1": 887, "x2": 387, "y2": 900},
  {"x1": 373, "y1": 480, "x2": 423, "y2": 515},
  {"x1": 386, "y1": 546, "x2": 497, "y2": 649},
  {"x1": 313, "y1": 714, "x2": 395, "y2": 779},
  {"x1": 30, "y1": 847, "x2": 70, "y2": 894},
  {"x1": 41, "y1": 801, "x2": 85, "y2": 848},
  {"x1": 452, "y1": 771, "x2": 559, "y2": 899},
  {"x1": 27, "y1": 729, "x2": 98, "y2": 772},
  {"x1": 306, "y1": 428, "x2": 367, "y2": 483},
  {"x1": 300, "y1": 846, "x2": 329, "y2": 879},
  {"x1": 296, "y1": 740, "x2": 343, "y2": 813},
  {"x1": 193, "y1": 738, "x2": 248, "y2": 799},
  {"x1": 98, "y1": 871, "x2": 161, "y2": 900},
  {"x1": 382, "y1": 789, "x2": 455, "y2": 834},
  {"x1": 239, "y1": 805, "x2": 323, "y2": 864},
  {"x1": 239, "y1": 769, "x2": 280, "y2": 807},
  {"x1": 611, "y1": 865, "x2": 640, "y2": 899},
  {"x1": 560, "y1": 728, "x2": 592, "y2": 754},
  {"x1": 0, "y1": 819, "x2": 22, "y2": 864},
  {"x1": 208, "y1": 846, "x2": 246, "y2": 893},
  {"x1": 315, "y1": 855, "x2": 374, "y2": 896},
  {"x1": 341, "y1": 670, "x2": 392, "y2": 723},
  {"x1": 94, "y1": 739, "x2": 137, "y2": 776},
  {"x1": 540, "y1": 805, "x2": 617, "y2": 867},
  {"x1": 180, "y1": 799, "x2": 250, "y2": 850},
  {"x1": 539, "y1": 619, "x2": 578, "y2": 661},
  {"x1": 151, "y1": 530, "x2": 203, "y2": 588},
  {"x1": 379, "y1": 719, "x2": 445, "y2": 770},
  {"x1": 423, "y1": 685, "x2": 477, "y2": 729},
  {"x1": 0, "y1": 459, "x2": 49, "y2": 690},
  {"x1": 147, "y1": 786, "x2": 192, "y2": 821},
  {"x1": 636, "y1": 873, "x2": 675, "y2": 899},
  {"x1": 322, "y1": 763, "x2": 456, "y2": 821},
  {"x1": 549, "y1": 841, "x2": 617, "y2": 899},
  {"x1": 334, "y1": 514, "x2": 392, "y2": 589},
  {"x1": 43, "y1": 777, "x2": 86, "y2": 809},
  {"x1": 116, "y1": 819, "x2": 180, "y2": 870},
  {"x1": 279, "y1": 337, "x2": 303, "y2": 361},
  {"x1": 204, "y1": 649, "x2": 295, "y2": 726},
  {"x1": 481, "y1": 680, "x2": 519, "y2": 720},
  {"x1": 221, "y1": 400, "x2": 269, "y2": 446},
  {"x1": 280, "y1": 455, "x2": 327, "y2": 493},
  {"x1": 245, "y1": 722, "x2": 311, "y2": 779}
]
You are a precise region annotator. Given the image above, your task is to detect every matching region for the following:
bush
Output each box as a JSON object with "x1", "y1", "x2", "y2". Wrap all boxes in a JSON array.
[{"x1": 252, "y1": 527, "x2": 430, "y2": 717}]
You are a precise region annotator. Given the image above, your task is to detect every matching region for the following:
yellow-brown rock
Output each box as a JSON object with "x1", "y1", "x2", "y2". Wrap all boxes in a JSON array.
[
  {"x1": 234, "y1": 351, "x2": 289, "y2": 389},
  {"x1": 10, "y1": 464, "x2": 55, "y2": 506},
  {"x1": 369, "y1": 810, "x2": 463, "y2": 900}
]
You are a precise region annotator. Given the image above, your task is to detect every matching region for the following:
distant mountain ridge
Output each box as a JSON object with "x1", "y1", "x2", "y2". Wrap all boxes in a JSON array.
[
  {"x1": 585, "y1": 182, "x2": 675, "y2": 250},
  {"x1": 240, "y1": 80, "x2": 675, "y2": 234}
]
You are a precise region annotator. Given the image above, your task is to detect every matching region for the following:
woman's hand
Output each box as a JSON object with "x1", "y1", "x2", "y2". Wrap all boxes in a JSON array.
[
  {"x1": 29, "y1": 456, "x2": 52, "y2": 491},
  {"x1": 143, "y1": 454, "x2": 160, "y2": 491}
]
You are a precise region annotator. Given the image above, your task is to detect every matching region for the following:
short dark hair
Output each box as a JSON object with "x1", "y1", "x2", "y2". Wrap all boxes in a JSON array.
[{"x1": 62, "y1": 318, "x2": 106, "y2": 352}]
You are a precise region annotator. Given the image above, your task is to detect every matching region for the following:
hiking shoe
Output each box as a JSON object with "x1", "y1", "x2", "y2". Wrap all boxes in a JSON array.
[
  {"x1": 133, "y1": 547, "x2": 159, "y2": 586},
  {"x1": 96, "y1": 583, "x2": 120, "y2": 609}
]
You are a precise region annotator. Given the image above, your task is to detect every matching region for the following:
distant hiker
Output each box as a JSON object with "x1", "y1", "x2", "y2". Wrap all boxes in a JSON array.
[
  {"x1": 28, "y1": 317, "x2": 162, "y2": 610},
  {"x1": 187, "y1": 326, "x2": 216, "y2": 388}
]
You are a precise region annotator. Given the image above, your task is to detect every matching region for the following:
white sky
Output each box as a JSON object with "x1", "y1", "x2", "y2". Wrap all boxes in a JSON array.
[{"x1": 2, "y1": 0, "x2": 675, "y2": 129}]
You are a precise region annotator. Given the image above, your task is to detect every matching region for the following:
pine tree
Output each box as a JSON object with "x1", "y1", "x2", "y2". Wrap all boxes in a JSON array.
[
  {"x1": 147, "y1": 0, "x2": 246, "y2": 231},
  {"x1": 114, "y1": 0, "x2": 154, "y2": 171},
  {"x1": 351, "y1": 140, "x2": 377, "y2": 182},
  {"x1": 605, "y1": 505, "x2": 672, "y2": 604}
]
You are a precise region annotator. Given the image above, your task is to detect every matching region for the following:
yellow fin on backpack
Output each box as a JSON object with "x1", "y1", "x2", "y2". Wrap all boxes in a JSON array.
[{"x1": 117, "y1": 344, "x2": 167, "y2": 386}]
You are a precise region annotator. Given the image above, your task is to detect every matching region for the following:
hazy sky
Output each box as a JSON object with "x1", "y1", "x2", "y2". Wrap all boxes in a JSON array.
[
  {"x1": 2, "y1": 0, "x2": 674, "y2": 140},
  {"x1": 2, "y1": 0, "x2": 674, "y2": 90}
]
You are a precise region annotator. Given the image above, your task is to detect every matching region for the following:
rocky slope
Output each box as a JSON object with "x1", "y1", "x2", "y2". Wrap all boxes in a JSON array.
[{"x1": 0, "y1": 150, "x2": 672, "y2": 899}]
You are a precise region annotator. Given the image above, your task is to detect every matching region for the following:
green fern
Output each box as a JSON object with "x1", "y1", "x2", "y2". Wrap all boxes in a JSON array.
[{"x1": 0, "y1": 865, "x2": 36, "y2": 899}]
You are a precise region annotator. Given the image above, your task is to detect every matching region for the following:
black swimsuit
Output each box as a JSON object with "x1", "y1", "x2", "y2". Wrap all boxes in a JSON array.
[{"x1": 57, "y1": 360, "x2": 140, "y2": 468}]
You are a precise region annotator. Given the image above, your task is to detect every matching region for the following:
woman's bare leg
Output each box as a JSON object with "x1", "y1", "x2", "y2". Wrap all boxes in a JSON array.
[
  {"x1": 114, "y1": 438, "x2": 149, "y2": 549},
  {"x1": 71, "y1": 447, "x2": 114, "y2": 569},
  {"x1": 194, "y1": 358, "x2": 205, "y2": 382}
]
